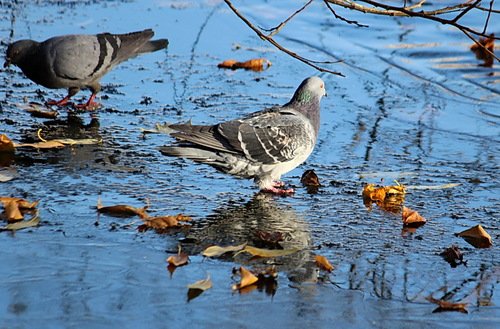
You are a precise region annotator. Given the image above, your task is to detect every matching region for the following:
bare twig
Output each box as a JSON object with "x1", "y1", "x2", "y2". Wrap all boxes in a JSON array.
[
  {"x1": 223, "y1": 0, "x2": 345, "y2": 76},
  {"x1": 482, "y1": 0, "x2": 494, "y2": 34},
  {"x1": 323, "y1": 0, "x2": 369, "y2": 27},
  {"x1": 262, "y1": 0, "x2": 314, "y2": 37},
  {"x1": 451, "y1": 0, "x2": 481, "y2": 23}
]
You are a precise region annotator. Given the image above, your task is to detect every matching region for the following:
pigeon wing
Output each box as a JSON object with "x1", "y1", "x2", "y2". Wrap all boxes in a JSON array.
[{"x1": 218, "y1": 108, "x2": 314, "y2": 164}]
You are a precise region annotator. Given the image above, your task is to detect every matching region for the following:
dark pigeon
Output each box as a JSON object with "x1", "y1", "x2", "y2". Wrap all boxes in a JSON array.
[
  {"x1": 160, "y1": 76, "x2": 326, "y2": 195},
  {"x1": 4, "y1": 29, "x2": 168, "y2": 110}
]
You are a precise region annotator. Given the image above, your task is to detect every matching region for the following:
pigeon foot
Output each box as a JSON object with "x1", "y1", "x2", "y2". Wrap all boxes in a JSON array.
[
  {"x1": 272, "y1": 181, "x2": 285, "y2": 188},
  {"x1": 46, "y1": 96, "x2": 71, "y2": 107},
  {"x1": 73, "y1": 94, "x2": 100, "y2": 111}
]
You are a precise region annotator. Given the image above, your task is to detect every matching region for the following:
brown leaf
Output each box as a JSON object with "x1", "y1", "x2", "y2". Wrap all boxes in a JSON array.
[
  {"x1": 2, "y1": 201, "x2": 23, "y2": 222},
  {"x1": 217, "y1": 58, "x2": 271, "y2": 71},
  {"x1": 236, "y1": 245, "x2": 300, "y2": 258},
  {"x1": 402, "y1": 206, "x2": 427, "y2": 227},
  {"x1": 187, "y1": 275, "x2": 212, "y2": 301},
  {"x1": 456, "y1": 224, "x2": 492, "y2": 248},
  {"x1": 232, "y1": 266, "x2": 259, "y2": 291},
  {"x1": 362, "y1": 182, "x2": 406, "y2": 212},
  {"x1": 315, "y1": 255, "x2": 334, "y2": 272},
  {"x1": 0, "y1": 197, "x2": 39, "y2": 209},
  {"x1": 25, "y1": 103, "x2": 59, "y2": 119},
  {"x1": 301, "y1": 169, "x2": 321, "y2": 187},
  {"x1": 440, "y1": 245, "x2": 466, "y2": 268},
  {"x1": 202, "y1": 243, "x2": 247, "y2": 258},
  {"x1": 15, "y1": 140, "x2": 66, "y2": 149},
  {"x1": 1, "y1": 211, "x2": 40, "y2": 231},
  {"x1": 0, "y1": 134, "x2": 15, "y2": 153},
  {"x1": 167, "y1": 252, "x2": 189, "y2": 267},
  {"x1": 426, "y1": 296, "x2": 468, "y2": 313},
  {"x1": 470, "y1": 34, "x2": 495, "y2": 67},
  {"x1": 97, "y1": 198, "x2": 148, "y2": 219}
]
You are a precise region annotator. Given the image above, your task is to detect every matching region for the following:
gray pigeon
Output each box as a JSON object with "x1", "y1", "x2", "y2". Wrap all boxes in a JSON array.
[
  {"x1": 4, "y1": 29, "x2": 168, "y2": 110},
  {"x1": 160, "y1": 76, "x2": 326, "y2": 195}
]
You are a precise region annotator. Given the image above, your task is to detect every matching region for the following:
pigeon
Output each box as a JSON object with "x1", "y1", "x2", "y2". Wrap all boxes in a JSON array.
[
  {"x1": 160, "y1": 76, "x2": 326, "y2": 195},
  {"x1": 4, "y1": 29, "x2": 168, "y2": 110}
]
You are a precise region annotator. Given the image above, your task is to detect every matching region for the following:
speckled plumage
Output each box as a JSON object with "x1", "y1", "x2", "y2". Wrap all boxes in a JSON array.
[{"x1": 160, "y1": 76, "x2": 326, "y2": 193}]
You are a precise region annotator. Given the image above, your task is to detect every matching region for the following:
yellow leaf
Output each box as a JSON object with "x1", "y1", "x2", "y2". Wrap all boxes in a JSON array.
[
  {"x1": 202, "y1": 243, "x2": 247, "y2": 257},
  {"x1": 167, "y1": 253, "x2": 189, "y2": 267},
  {"x1": 402, "y1": 207, "x2": 427, "y2": 227},
  {"x1": 0, "y1": 134, "x2": 15, "y2": 153},
  {"x1": 236, "y1": 245, "x2": 300, "y2": 258},
  {"x1": 232, "y1": 266, "x2": 259, "y2": 291}
]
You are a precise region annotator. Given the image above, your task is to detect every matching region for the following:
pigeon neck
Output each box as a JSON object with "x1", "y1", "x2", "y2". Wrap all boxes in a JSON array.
[{"x1": 289, "y1": 94, "x2": 321, "y2": 135}]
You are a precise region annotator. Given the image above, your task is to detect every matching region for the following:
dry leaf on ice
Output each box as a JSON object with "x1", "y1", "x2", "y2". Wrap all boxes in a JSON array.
[
  {"x1": 0, "y1": 135, "x2": 15, "y2": 153},
  {"x1": 235, "y1": 245, "x2": 300, "y2": 258},
  {"x1": 217, "y1": 58, "x2": 272, "y2": 71},
  {"x1": 139, "y1": 214, "x2": 191, "y2": 232},
  {"x1": 232, "y1": 266, "x2": 259, "y2": 291},
  {"x1": 0, "y1": 197, "x2": 39, "y2": 223},
  {"x1": 97, "y1": 197, "x2": 148, "y2": 219},
  {"x1": 455, "y1": 224, "x2": 492, "y2": 248},
  {"x1": 187, "y1": 275, "x2": 212, "y2": 301},
  {"x1": 402, "y1": 207, "x2": 427, "y2": 227},
  {"x1": 202, "y1": 243, "x2": 247, "y2": 258},
  {"x1": 167, "y1": 246, "x2": 189, "y2": 267},
  {"x1": 426, "y1": 296, "x2": 468, "y2": 314},
  {"x1": 470, "y1": 34, "x2": 495, "y2": 67},
  {"x1": 362, "y1": 182, "x2": 406, "y2": 212},
  {"x1": 22, "y1": 102, "x2": 59, "y2": 119},
  {"x1": 315, "y1": 255, "x2": 334, "y2": 272},
  {"x1": 1, "y1": 211, "x2": 40, "y2": 231}
]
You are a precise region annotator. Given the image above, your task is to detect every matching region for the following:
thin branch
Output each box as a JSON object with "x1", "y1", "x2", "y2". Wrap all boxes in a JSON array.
[
  {"x1": 323, "y1": 0, "x2": 369, "y2": 27},
  {"x1": 482, "y1": 0, "x2": 494, "y2": 34},
  {"x1": 451, "y1": 0, "x2": 481, "y2": 23},
  {"x1": 223, "y1": 0, "x2": 345, "y2": 76},
  {"x1": 262, "y1": 0, "x2": 314, "y2": 37}
]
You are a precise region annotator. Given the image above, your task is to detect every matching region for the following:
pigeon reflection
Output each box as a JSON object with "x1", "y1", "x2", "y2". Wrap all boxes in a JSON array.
[{"x1": 182, "y1": 193, "x2": 319, "y2": 286}]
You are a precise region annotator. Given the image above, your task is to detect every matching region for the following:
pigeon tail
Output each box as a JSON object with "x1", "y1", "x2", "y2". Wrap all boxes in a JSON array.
[
  {"x1": 159, "y1": 146, "x2": 227, "y2": 169},
  {"x1": 138, "y1": 39, "x2": 169, "y2": 53}
]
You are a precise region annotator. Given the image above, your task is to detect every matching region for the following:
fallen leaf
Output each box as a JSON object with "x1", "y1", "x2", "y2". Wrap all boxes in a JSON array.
[
  {"x1": 217, "y1": 58, "x2": 272, "y2": 71},
  {"x1": 0, "y1": 168, "x2": 18, "y2": 182},
  {"x1": 97, "y1": 198, "x2": 148, "y2": 219},
  {"x1": 362, "y1": 182, "x2": 406, "y2": 212},
  {"x1": 456, "y1": 224, "x2": 492, "y2": 248},
  {"x1": 167, "y1": 247, "x2": 190, "y2": 267},
  {"x1": 470, "y1": 33, "x2": 495, "y2": 67},
  {"x1": 202, "y1": 243, "x2": 247, "y2": 258},
  {"x1": 235, "y1": 245, "x2": 300, "y2": 258},
  {"x1": 1, "y1": 211, "x2": 40, "y2": 231},
  {"x1": 232, "y1": 266, "x2": 259, "y2": 291},
  {"x1": 139, "y1": 214, "x2": 191, "y2": 231},
  {"x1": 301, "y1": 169, "x2": 321, "y2": 187},
  {"x1": 2, "y1": 201, "x2": 23, "y2": 222},
  {"x1": 187, "y1": 275, "x2": 212, "y2": 301},
  {"x1": 440, "y1": 245, "x2": 466, "y2": 268},
  {"x1": 426, "y1": 296, "x2": 468, "y2": 313},
  {"x1": 402, "y1": 207, "x2": 427, "y2": 227},
  {"x1": 0, "y1": 197, "x2": 39, "y2": 209},
  {"x1": 15, "y1": 140, "x2": 66, "y2": 149},
  {"x1": 315, "y1": 255, "x2": 334, "y2": 272},
  {"x1": 0, "y1": 134, "x2": 15, "y2": 153},
  {"x1": 24, "y1": 102, "x2": 59, "y2": 119}
]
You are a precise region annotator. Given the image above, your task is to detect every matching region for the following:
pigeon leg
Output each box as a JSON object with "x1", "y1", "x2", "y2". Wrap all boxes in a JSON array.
[
  {"x1": 46, "y1": 95, "x2": 72, "y2": 106},
  {"x1": 261, "y1": 186, "x2": 295, "y2": 196},
  {"x1": 73, "y1": 92, "x2": 100, "y2": 111}
]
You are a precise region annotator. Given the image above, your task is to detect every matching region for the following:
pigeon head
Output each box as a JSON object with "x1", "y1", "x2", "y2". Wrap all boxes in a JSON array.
[
  {"x1": 290, "y1": 76, "x2": 326, "y2": 105},
  {"x1": 4, "y1": 40, "x2": 39, "y2": 68}
]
